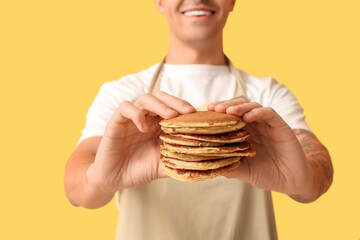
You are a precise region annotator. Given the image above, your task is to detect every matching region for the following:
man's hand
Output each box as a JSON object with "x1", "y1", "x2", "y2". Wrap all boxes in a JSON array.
[
  {"x1": 65, "y1": 92, "x2": 195, "y2": 208},
  {"x1": 207, "y1": 98, "x2": 332, "y2": 202},
  {"x1": 87, "y1": 92, "x2": 195, "y2": 192}
]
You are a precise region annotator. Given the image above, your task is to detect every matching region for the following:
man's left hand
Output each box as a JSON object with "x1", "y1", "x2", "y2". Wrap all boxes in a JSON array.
[{"x1": 208, "y1": 98, "x2": 314, "y2": 200}]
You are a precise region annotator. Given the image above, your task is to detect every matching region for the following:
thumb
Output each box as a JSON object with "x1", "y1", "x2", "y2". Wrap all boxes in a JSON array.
[
  {"x1": 157, "y1": 162, "x2": 169, "y2": 179},
  {"x1": 224, "y1": 158, "x2": 250, "y2": 183}
]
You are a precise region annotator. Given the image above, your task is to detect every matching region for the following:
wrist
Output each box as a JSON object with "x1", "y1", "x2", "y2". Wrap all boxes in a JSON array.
[
  {"x1": 288, "y1": 163, "x2": 317, "y2": 203},
  {"x1": 82, "y1": 164, "x2": 116, "y2": 209},
  {"x1": 86, "y1": 163, "x2": 118, "y2": 194},
  {"x1": 84, "y1": 181, "x2": 116, "y2": 208}
]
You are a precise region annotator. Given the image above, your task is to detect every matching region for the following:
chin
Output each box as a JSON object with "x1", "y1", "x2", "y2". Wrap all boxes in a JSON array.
[{"x1": 183, "y1": 31, "x2": 222, "y2": 45}]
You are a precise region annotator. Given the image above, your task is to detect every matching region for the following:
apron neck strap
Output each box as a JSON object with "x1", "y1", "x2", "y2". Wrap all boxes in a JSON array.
[
  {"x1": 148, "y1": 57, "x2": 166, "y2": 95},
  {"x1": 148, "y1": 56, "x2": 247, "y2": 99}
]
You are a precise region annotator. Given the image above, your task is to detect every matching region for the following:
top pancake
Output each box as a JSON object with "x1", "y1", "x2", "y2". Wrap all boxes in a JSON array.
[{"x1": 160, "y1": 111, "x2": 243, "y2": 128}]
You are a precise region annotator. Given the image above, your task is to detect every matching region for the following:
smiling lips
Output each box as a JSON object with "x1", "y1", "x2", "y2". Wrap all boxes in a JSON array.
[{"x1": 182, "y1": 10, "x2": 215, "y2": 17}]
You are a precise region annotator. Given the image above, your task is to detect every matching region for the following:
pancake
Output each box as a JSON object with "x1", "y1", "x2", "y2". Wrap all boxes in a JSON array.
[
  {"x1": 160, "y1": 148, "x2": 256, "y2": 161},
  {"x1": 172, "y1": 129, "x2": 250, "y2": 143},
  {"x1": 201, "y1": 149, "x2": 256, "y2": 158},
  {"x1": 161, "y1": 155, "x2": 240, "y2": 170},
  {"x1": 162, "y1": 142, "x2": 250, "y2": 155},
  {"x1": 160, "y1": 111, "x2": 243, "y2": 127},
  {"x1": 160, "y1": 160, "x2": 240, "y2": 182},
  {"x1": 160, "y1": 133, "x2": 224, "y2": 147},
  {"x1": 161, "y1": 121, "x2": 245, "y2": 135},
  {"x1": 160, "y1": 149, "x2": 224, "y2": 161},
  {"x1": 160, "y1": 111, "x2": 246, "y2": 134}
]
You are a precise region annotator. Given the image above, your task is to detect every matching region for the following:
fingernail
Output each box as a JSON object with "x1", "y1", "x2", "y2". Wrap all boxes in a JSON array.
[
  {"x1": 208, "y1": 103, "x2": 215, "y2": 108},
  {"x1": 183, "y1": 104, "x2": 193, "y2": 111},
  {"x1": 166, "y1": 108, "x2": 175, "y2": 114},
  {"x1": 221, "y1": 103, "x2": 228, "y2": 108}
]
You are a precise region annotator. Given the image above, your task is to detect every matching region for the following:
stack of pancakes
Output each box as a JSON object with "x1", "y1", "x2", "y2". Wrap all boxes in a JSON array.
[{"x1": 159, "y1": 111, "x2": 256, "y2": 182}]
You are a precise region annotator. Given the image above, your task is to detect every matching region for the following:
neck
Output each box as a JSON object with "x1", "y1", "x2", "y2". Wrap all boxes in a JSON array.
[{"x1": 165, "y1": 35, "x2": 226, "y2": 65}]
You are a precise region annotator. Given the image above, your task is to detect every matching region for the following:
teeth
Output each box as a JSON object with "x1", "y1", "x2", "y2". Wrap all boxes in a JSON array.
[{"x1": 183, "y1": 10, "x2": 212, "y2": 16}]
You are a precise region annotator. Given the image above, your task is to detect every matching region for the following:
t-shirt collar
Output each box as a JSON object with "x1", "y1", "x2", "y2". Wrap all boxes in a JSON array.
[{"x1": 163, "y1": 64, "x2": 230, "y2": 76}]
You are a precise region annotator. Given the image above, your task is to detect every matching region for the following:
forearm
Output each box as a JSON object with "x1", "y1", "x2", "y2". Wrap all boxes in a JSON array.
[
  {"x1": 290, "y1": 129, "x2": 333, "y2": 203},
  {"x1": 65, "y1": 148, "x2": 115, "y2": 209}
]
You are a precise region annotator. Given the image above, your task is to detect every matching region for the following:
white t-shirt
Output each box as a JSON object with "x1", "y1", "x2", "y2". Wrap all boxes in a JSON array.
[{"x1": 78, "y1": 63, "x2": 310, "y2": 240}]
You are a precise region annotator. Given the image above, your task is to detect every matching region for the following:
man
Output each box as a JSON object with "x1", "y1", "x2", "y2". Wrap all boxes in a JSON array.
[{"x1": 65, "y1": 0, "x2": 333, "y2": 239}]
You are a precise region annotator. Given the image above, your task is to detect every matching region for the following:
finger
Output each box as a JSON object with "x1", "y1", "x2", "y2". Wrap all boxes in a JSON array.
[
  {"x1": 154, "y1": 91, "x2": 196, "y2": 114},
  {"x1": 112, "y1": 100, "x2": 149, "y2": 132},
  {"x1": 226, "y1": 102, "x2": 263, "y2": 117},
  {"x1": 157, "y1": 164, "x2": 168, "y2": 179},
  {"x1": 208, "y1": 98, "x2": 249, "y2": 112},
  {"x1": 148, "y1": 112, "x2": 158, "y2": 117},
  {"x1": 224, "y1": 158, "x2": 250, "y2": 182},
  {"x1": 242, "y1": 107, "x2": 286, "y2": 128},
  {"x1": 135, "y1": 93, "x2": 179, "y2": 119}
]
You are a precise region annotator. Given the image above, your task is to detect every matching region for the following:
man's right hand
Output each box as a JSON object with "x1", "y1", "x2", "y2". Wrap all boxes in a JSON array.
[
  {"x1": 87, "y1": 91, "x2": 196, "y2": 191},
  {"x1": 65, "y1": 92, "x2": 195, "y2": 208}
]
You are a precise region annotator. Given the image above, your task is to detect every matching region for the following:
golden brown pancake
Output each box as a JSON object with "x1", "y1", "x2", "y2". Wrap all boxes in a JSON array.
[
  {"x1": 161, "y1": 155, "x2": 240, "y2": 170},
  {"x1": 160, "y1": 160, "x2": 240, "y2": 182},
  {"x1": 201, "y1": 149, "x2": 256, "y2": 158},
  {"x1": 162, "y1": 142, "x2": 250, "y2": 155},
  {"x1": 160, "y1": 111, "x2": 243, "y2": 127},
  {"x1": 160, "y1": 148, "x2": 256, "y2": 161},
  {"x1": 172, "y1": 129, "x2": 250, "y2": 143},
  {"x1": 160, "y1": 133, "x2": 224, "y2": 147},
  {"x1": 160, "y1": 111, "x2": 246, "y2": 134},
  {"x1": 160, "y1": 149, "x2": 224, "y2": 161},
  {"x1": 161, "y1": 121, "x2": 245, "y2": 135}
]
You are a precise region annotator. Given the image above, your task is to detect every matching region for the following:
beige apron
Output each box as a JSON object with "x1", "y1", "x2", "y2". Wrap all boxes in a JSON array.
[{"x1": 115, "y1": 59, "x2": 278, "y2": 240}]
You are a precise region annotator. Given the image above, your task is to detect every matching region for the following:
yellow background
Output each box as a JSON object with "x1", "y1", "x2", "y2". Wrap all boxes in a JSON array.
[{"x1": 1, "y1": 0, "x2": 359, "y2": 239}]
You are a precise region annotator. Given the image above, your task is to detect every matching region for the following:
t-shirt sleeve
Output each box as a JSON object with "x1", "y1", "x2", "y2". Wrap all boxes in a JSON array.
[
  {"x1": 76, "y1": 66, "x2": 155, "y2": 144},
  {"x1": 77, "y1": 82, "x2": 120, "y2": 144},
  {"x1": 265, "y1": 77, "x2": 311, "y2": 131}
]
